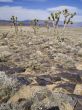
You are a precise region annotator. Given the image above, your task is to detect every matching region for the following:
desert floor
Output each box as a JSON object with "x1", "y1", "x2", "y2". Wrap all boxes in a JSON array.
[{"x1": 0, "y1": 26, "x2": 82, "y2": 110}]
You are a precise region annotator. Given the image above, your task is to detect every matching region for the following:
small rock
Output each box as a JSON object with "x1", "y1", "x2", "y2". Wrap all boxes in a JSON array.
[
  {"x1": 0, "y1": 46, "x2": 9, "y2": 52},
  {"x1": 74, "y1": 84, "x2": 82, "y2": 95},
  {"x1": 0, "y1": 51, "x2": 12, "y2": 57},
  {"x1": 0, "y1": 46, "x2": 12, "y2": 60},
  {"x1": 78, "y1": 49, "x2": 82, "y2": 57},
  {"x1": 75, "y1": 62, "x2": 82, "y2": 70}
]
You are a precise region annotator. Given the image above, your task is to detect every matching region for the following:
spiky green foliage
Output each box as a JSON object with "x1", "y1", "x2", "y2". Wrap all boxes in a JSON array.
[
  {"x1": 10, "y1": 16, "x2": 18, "y2": 34},
  {"x1": 48, "y1": 13, "x2": 55, "y2": 28},
  {"x1": 48, "y1": 11, "x2": 61, "y2": 29},
  {"x1": 55, "y1": 11, "x2": 61, "y2": 28},
  {"x1": 62, "y1": 9, "x2": 76, "y2": 29}
]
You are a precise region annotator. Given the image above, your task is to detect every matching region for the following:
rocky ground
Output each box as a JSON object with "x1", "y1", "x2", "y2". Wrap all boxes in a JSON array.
[{"x1": 0, "y1": 26, "x2": 82, "y2": 110}]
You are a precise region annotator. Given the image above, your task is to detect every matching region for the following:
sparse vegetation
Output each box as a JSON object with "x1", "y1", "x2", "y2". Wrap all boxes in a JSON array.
[
  {"x1": 31, "y1": 19, "x2": 39, "y2": 34},
  {"x1": 0, "y1": 7, "x2": 82, "y2": 110},
  {"x1": 10, "y1": 16, "x2": 18, "y2": 34},
  {"x1": 47, "y1": 9, "x2": 76, "y2": 41},
  {"x1": 48, "y1": 11, "x2": 61, "y2": 30}
]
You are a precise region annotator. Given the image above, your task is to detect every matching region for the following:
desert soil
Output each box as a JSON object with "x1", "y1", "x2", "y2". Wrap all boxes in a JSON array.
[{"x1": 0, "y1": 26, "x2": 82, "y2": 110}]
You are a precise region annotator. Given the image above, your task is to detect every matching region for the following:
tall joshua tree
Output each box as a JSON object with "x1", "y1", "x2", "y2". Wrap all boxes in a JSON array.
[
  {"x1": 55, "y1": 11, "x2": 61, "y2": 28},
  {"x1": 11, "y1": 16, "x2": 18, "y2": 34},
  {"x1": 62, "y1": 9, "x2": 76, "y2": 29},
  {"x1": 48, "y1": 11, "x2": 61, "y2": 31},
  {"x1": 48, "y1": 13, "x2": 55, "y2": 29},
  {"x1": 31, "y1": 19, "x2": 39, "y2": 34}
]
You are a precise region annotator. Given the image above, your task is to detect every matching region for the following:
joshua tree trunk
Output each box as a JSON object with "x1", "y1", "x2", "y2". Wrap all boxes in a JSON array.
[
  {"x1": 63, "y1": 17, "x2": 67, "y2": 30},
  {"x1": 63, "y1": 23, "x2": 67, "y2": 30},
  {"x1": 52, "y1": 21, "x2": 56, "y2": 32},
  {"x1": 33, "y1": 26, "x2": 37, "y2": 34},
  {"x1": 52, "y1": 21, "x2": 55, "y2": 28},
  {"x1": 55, "y1": 18, "x2": 59, "y2": 28},
  {"x1": 14, "y1": 23, "x2": 18, "y2": 34}
]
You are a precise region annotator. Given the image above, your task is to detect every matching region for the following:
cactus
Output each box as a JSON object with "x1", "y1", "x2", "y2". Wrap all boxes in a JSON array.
[
  {"x1": 10, "y1": 16, "x2": 18, "y2": 34},
  {"x1": 62, "y1": 9, "x2": 76, "y2": 29}
]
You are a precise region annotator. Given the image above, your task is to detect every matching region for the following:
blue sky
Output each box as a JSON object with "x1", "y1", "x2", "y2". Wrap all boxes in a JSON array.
[{"x1": 0, "y1": 0, "x2": 82, "y2": 22}]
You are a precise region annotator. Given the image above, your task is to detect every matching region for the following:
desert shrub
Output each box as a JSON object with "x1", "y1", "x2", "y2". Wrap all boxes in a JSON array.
[
  {"x1": 0, "y1": 71, "x2": 17, "y2": 88},
  {"x1": 0, "y1": 71, "x2": 19, "y2": 103},
  {"x1": 48, "y1": 11, "x2": 61, "y2": 30}
]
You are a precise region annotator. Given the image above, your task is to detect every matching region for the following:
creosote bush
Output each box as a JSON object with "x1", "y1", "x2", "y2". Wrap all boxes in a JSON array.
[{"x1": 0, "y1": 71, "x2": 19, "y2": 94}]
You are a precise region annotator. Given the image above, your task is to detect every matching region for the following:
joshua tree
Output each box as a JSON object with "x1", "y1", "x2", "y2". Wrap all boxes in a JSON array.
[
  {"x1": 62, "y1": 9, "x2": 76, "y2": 29},
  {"x1": 31, "y1": 19, "x2": 39, "y2": 34},
  {"x1": 55, "y1": 11, "x2": 61, "y2": 28},
  {"x1": 48, "y1": 11, "x2": 61, "y2": 32},
  {"x1": 10, "y1": 16, "x2": 18, "y2": 34},
  {"x1": 48, "y1": 13, "x2": 55, "y2": 29}
]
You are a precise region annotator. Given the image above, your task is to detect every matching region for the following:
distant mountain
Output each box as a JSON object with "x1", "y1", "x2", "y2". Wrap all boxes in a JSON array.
[
  {"x1": 0, "y1": 20, "x2": 11, "y2": 26},
  {"x1": 0, "y1": 20, "x2": 82, "y2": 27},
  {"x1": 70, "y1": 22, "x2": 82, "y2": 27}
]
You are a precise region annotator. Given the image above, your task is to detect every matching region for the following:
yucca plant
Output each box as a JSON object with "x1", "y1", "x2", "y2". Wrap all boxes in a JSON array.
[
  {"x1": 48, "y1": 13, "x2": 55, "y2": 29},
  {"x1": 55, "y1": 11, "x2": 61, "y2": 28},
  {"x1": 31, "y1": 19, "x2": 39, "y2": 34},
  {"x1": 62, "y1": 9, "x2": 76, "y2": 29},
  {"x1": 48, "y1": 11, "x2": 61, "y2": 32},
  {"x1": 10, "y1": 16, "x2": 18, "y2": 34}
]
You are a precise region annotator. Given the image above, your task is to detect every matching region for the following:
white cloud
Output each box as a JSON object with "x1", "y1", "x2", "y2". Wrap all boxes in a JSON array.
[
  {"x1": 0, "y1": 6, "x2": 49, "y2": 20},
  {"x1": 0, "y1": 0, "x2": 13, "y2": 2},
  {"x1": 0, "y1": 5, "x2": 82, "y2": 22},
  {"x1": 48, "y1": 6, "x2": 79, "y2": 12}
]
